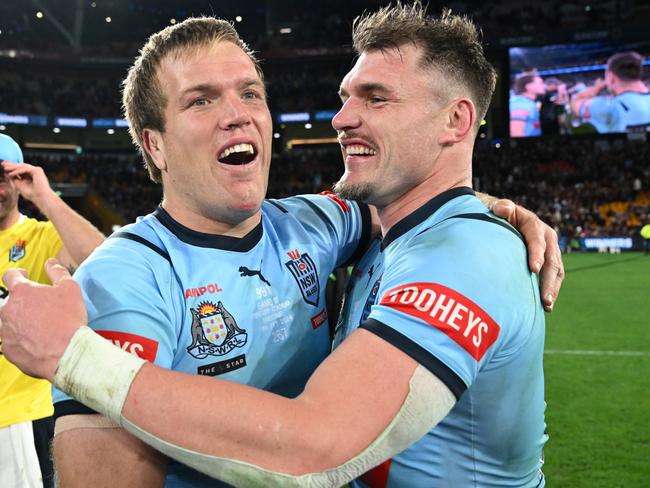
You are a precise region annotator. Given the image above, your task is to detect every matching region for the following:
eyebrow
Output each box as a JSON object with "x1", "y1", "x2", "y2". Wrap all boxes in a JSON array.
[
  {"x1": 179, "y1": 78, "x2": 266, "y2": 100},
  {"x1": 338, "y1": 82, "x2": 394, "y2": 98}
]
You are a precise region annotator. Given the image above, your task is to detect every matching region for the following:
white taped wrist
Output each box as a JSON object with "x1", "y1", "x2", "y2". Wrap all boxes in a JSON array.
[{"x1": 53, "y1": 326, "x2": 146, "y2": 424}]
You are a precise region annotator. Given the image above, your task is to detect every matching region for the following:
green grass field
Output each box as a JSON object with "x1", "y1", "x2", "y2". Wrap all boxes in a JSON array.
[{"x1": 544, "y1": 252, "x2": 650, "y2": 487}]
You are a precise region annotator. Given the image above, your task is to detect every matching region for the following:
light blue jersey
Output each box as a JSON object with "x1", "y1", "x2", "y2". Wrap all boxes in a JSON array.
[
  {"x1": 509, "y1": 94, "x2": 542, "y2": 136},
  {"x1": 581, "y1": 91, "x2": 650, "y2": 133},
  {"x1": 334, "y1": 187, "x2": 547, "y2": 488},
  {"x1": 53, "y1": 194, "x2": 370, "y2": 488}
]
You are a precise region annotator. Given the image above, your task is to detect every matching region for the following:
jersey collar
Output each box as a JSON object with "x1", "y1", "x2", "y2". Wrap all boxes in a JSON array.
[
  {"x1": 153, "y1": 206, "x2": 263, "y2": 252},
  {"x1": 381, "y1": 186, "x2": 475, "y2": 250}
]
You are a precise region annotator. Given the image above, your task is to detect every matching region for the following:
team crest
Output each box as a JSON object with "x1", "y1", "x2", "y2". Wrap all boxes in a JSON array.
[
  {"x1": 9, "y1": 240, "x2": 26, "y2": 262},
  {"x1": 186, "y1": 301, "x2": 247, "y2": 359},
  {"x1": 284, "y1": 248, "x2": 320, "y2": 306}
]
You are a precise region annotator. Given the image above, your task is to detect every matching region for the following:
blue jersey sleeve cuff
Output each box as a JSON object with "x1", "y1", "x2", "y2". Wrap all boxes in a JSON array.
[{"x1": 360, "y1": 318, "x2": 468, "y2": 400}]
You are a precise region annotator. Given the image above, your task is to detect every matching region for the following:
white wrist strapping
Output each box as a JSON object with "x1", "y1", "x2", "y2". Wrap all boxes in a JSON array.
[{"x1": 53, "y1": 326, "x2": 145, "y2": 424}]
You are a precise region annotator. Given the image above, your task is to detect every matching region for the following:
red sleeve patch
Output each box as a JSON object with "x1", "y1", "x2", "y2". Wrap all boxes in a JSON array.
[
  {"x1": 319, "y1": 191, "x2": 350, "y2": 213},
  {"x1": 96, "y1": 330, "x2": 159, "y2": 362},
  {"x1": 379, "y1": 283, "x2": 500, "y2": 361}
]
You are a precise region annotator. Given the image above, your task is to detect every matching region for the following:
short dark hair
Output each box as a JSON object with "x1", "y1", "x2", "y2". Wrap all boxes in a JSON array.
[
  {"x1": 513, "y1": 72, "x2": 539, "y2": 94},
  {"x1": 122, "y1": 17, "x2": 262, "y2": 183},
  {"x1": 607, "y1": 51, "x2": 644, "y2": 82},
  {"x1": 351, "y1": 1, "x2": 497, "y2": 128}
]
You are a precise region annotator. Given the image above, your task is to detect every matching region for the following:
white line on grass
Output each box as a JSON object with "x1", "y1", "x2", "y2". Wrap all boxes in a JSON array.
[{"x1": 545, "y1": 349, "x2": 650, "y2": 357}]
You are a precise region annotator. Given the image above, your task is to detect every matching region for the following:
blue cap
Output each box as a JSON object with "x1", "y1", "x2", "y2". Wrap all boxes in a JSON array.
[{"x1": 0, "y1": 134, "x2": 24, "y2": 163}]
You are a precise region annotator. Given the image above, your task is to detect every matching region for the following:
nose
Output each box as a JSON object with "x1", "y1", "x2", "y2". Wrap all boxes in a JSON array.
[
  {"x1": 332, "y1": 98, "x2": 361, "y2": 133},
  {"x1": 219, "y1": 94, "x2": 252, "y2": 130}
]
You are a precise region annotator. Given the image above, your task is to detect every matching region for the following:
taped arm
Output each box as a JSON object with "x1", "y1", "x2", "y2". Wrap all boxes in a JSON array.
[
  {"x1": 54, "y1": 327, "x2": 456, "y2": 487},
  {"x1": 53, "y1": 414, "x2": 167, "y2": 488}
]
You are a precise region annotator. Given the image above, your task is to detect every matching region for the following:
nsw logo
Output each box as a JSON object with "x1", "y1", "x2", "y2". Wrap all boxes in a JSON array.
[
  {"x1": 187, "y1": 301, "x2": 247, "y2": 359},
  {"x1": 9, "y1": 240, "x2": 26, "y2": 262},
  {"x1": 285, "y1": 249, "x2": 320, "y2": 307}
]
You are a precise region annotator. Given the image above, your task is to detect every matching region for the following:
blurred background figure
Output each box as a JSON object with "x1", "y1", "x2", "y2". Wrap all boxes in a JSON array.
[
  {"x1": 0, "y1": 133, "x2": 104, "y2": 488},
  {"x1": 510, "y1": 71, "x2": 547, "y2": 137}
]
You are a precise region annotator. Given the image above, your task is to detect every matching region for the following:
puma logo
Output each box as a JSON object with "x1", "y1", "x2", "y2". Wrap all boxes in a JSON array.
[{"x1": 239, "y1": 266, "x2": 271, "y2": 286}]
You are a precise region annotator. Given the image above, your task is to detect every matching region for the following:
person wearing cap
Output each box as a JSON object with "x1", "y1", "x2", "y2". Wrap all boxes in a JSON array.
[{"x1": 0, "y1": 133, "x2": 105, "y2": 488}]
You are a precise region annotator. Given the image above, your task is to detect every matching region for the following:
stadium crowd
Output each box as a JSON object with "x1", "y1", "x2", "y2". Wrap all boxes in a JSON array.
[{"x1": 17, "y1": 136, "x2": 649, "y2": 245}]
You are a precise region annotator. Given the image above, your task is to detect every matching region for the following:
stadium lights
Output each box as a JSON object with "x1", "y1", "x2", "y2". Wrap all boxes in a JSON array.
[
  {"x1": 273, "y1": 133, "x2": 280, "y2": 139},
  {"x1": 107, "y1": 128, "x2": 115, "y2": 135},
  {"x1": 36, "y1": 11, "x2": 44, "y2": 19},
  {"x1": 105, "y1": 17, "x2": 112, "y2": 23},
  {"x1": 235, "y1": 16, "x2": 243, "y2": 22},
  {"x1": 53, "y1": 127, "x2": 61, "y2": 134},
  {"x1": 170, "y1": 18, "x2": 177, "y2": 25},
  {"x1": 280, "y1": 27, "x2": 292, "y2": 34},
  {"x1": 286, "y1": 137, "x2": 338, "y2": 149},
  {"x1": 304, "y1": 123, "x2": 312, "y2": 129},
  {"x1": 0, "y1": 125, "x2": 5, "y2": 131}
]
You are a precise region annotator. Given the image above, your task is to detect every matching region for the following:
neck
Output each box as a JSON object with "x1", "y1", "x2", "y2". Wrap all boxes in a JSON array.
[
  {"x1": 377, "y1": 152, "x2": 472, "y2": 236},
  {"x1": 160, "y1": 198, "x2": 262, "y2": 237},
  {"x1": 614, "y1": 80, "x2": 649, "y2": 95},
  {"x1": 523, "y1": 91, "x2": 538, "y2": 100},
  {"x1": 0, "y1": 209, "x2": 21, "y2": 231}
]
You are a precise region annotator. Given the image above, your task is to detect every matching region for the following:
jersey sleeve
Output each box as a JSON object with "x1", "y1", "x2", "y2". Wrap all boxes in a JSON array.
[
  {"x1": 274, "y1": 193, "x2": 372, "y2": 268},
  {"x1": 39, "y1": 221, "x2": 64, "y2": 259},
  {"x1": 52, "y1": 237, "x2": 181, "y2": 415},
  {"x1": 360, "y1": 219, "x2": 534, "y2": 400},
  {"x1": 580, "y1": 96, "x2": 621, "y2": 133}
]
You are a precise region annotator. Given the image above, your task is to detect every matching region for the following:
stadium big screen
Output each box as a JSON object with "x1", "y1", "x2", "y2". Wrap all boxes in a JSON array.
[{"x1": 508, "y1": 39, "x2": 650, "y2": 138}]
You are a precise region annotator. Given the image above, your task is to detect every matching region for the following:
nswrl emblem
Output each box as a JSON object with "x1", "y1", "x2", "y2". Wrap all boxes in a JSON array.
[
  {"x1": 187, "y1": 301, "x2": 247, "y2": 359},
  {"x1": 285, "y1": 249, "x2": 320, "y2": 307},
  {"x1": 9, "y1": 239, "x2": 26, "y2": 262}
]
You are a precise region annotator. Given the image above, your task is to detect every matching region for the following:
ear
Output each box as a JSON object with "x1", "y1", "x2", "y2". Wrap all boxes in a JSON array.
[
  {"x1": 439, "y1": 98, "x2": 475, "y2": 146},
  {"x1": 142, "y1": 128, "x2": 167, "y2": 172}
]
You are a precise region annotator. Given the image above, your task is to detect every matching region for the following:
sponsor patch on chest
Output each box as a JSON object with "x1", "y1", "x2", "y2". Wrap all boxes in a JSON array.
[{"x1": 379, "y1": 282, "x2": 500, "y2": 361}]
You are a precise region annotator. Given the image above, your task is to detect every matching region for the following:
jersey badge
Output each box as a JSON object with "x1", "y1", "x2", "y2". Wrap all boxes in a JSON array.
[
  {"x1": 9, "y1": 239, "x2": 26, "y2": 262},
  {"x1": 285, "y1": 248, "x2": 320, "y2": 307},
  {"x1": 187, "y1": 301, "x2": 248, "y2": 359}
]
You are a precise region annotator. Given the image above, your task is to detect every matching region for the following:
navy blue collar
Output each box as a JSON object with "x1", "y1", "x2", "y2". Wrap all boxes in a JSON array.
[
  {"x1": 153, "y1": 206, "x2": 263, "y2": 251},
  {"x1": 381, "y1": 186, "x2": 475, "y2": 250}
]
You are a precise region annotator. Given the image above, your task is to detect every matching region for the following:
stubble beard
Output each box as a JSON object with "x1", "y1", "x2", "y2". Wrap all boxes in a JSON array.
[{"x1": 332, "y1": 178, "x2": 375, "y2": 203}]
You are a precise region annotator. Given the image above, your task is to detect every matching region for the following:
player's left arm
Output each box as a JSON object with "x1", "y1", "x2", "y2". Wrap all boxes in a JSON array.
[
  {"x1": 2, "y1": 161, "x2": 105, "y2": 269},
  {"x1": 476, "y1": 192, "x2": 564, "y2": 311},
  {"x1": 0, "y1": 262, "x2": 454, "y2": 487}
]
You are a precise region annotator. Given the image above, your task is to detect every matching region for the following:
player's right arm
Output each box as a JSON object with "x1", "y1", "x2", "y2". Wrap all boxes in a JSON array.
[{"x1": 53, "y1": 415, "x2": 167, "y2": 487}]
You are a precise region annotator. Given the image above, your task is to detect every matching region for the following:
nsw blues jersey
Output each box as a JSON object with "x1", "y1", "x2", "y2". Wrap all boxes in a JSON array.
[
  {"x1": 582, "y1": 91, "x2": 650, "y2": 133},
  {"x1": 509, "y1": 94, "x2": 542, "y2": 136},
  {"x1": 53, "y1": 194, "x2": 371, "y2": 488},
  {"x1": 336, "y1": 187, "x2": 547, "y2": 488}
]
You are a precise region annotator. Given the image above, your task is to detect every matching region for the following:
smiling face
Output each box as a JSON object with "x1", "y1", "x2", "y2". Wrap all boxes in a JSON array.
[
  {"x1": 144, "y1": 40, "x2": 272, "y2": 234},
  {"x1": 332, "y1": 44, "x2": 449, "y2": 209}
]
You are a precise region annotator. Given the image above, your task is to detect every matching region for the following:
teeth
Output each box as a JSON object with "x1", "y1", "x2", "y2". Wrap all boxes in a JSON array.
[
  {"x1": 219, "y1": 143, "x2": 255, "y2": 160},
  {"x1": 345, "y1": 144, "x2": 376, "y2": 156}
]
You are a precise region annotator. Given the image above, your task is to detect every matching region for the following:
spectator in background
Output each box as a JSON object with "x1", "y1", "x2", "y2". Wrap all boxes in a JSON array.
[
  {"x1": 641, "y1": 219, "x2": 650, "y2": 255},
  {"x1": 540, "y1": 77, "x2": 569, "y2": 134},
  {"x1": 510, "y1": 71, "x2": 546, "y2": 137},
  {"x1": 571, "y1": 51, "x2": 650, "y2": 133},
  {"x1": 0, "y1": 134, "x2": 104, "y2": 488}
]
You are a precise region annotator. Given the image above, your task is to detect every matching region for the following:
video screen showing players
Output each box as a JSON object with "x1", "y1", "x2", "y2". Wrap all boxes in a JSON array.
[{"x1": 509, "y1": 40, "x2": 650, "y2": 137}]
